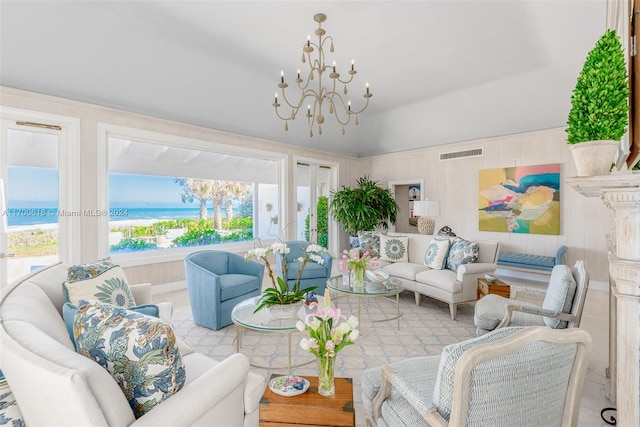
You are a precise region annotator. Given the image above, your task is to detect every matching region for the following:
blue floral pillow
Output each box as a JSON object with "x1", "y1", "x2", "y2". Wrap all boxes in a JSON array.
[
  {"x1": 358, "y1": 231, "x2": 381, "y2": 257},
  {"x1": 446, "y1": 238, "x2": 479, "y2": 272},
  {"x1": 424, "y1": 238, "x2": 451, "y2": 270},
  {"x1": 74, "y1": 300, "x2": 185, "y2": 418}
]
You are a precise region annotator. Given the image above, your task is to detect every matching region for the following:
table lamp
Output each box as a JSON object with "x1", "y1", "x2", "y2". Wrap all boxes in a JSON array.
[{"x1": 413, "y1": 200, "x2": 440, "y2": 235}]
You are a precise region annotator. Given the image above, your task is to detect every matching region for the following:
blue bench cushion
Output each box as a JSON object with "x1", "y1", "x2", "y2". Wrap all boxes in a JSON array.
[
  {"x1": 498, "y1": 253, "x2": 556, "y2": 271},
  {"x1": 219, "y1": 274, "x2": 260, "y2": 301}
]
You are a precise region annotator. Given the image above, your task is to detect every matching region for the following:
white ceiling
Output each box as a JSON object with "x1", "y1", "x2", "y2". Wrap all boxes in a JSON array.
[{"x1": 0, "y1": 1, "x2": 607, "y2": 157}]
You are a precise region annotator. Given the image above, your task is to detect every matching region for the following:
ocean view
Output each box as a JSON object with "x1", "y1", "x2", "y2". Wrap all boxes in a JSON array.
[{"x1": 4, "y1": 207, "x2": 226, "y2": 228}]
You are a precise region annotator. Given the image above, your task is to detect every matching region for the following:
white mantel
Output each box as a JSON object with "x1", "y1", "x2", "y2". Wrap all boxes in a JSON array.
[{"x1": 567, "y1": 173, "x2": 640, "y2": 426}]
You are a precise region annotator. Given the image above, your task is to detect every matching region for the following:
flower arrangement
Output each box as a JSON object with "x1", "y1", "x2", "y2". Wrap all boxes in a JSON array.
[
  {"x1": 245, "y1": 241, "x2": 328, "y2": 313},
  {"x1": 339, "y1": 248, "x2": 378, "y2": 287},
  {"x1": 297, "y1": 292, "x2": 359, "y2": 396}
]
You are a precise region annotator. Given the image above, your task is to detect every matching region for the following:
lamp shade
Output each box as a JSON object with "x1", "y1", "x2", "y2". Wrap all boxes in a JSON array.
[{"x1": 413, "y1": 200, "x2": 439, "y2": 217}]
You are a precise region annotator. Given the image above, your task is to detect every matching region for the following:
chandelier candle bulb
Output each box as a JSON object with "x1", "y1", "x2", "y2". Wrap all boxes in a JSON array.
[
  {"x1": 280, "y1": 71, "x2": 284, "y2": 83},
  {"x1": 351, "y1": 59, "x2": 354, "y2": 70}
]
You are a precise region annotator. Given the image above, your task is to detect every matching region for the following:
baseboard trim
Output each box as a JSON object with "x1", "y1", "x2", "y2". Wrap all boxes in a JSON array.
[{"x1": 152, "y1": 280, "x2": 187, "y2": 295}]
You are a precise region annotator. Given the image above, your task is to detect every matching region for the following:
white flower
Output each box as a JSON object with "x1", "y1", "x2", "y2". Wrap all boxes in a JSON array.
[
  {"x1": 309, "y1": 318, "x2": 321, "y2": 331},
  {"x1": 300, "y1": 338, "x2": 310, "y2": 351},
  {"x1": 306, "y1": 243, "x2": 327, "y2": 254},
  {"x1": 271, "y1": 242, "x2": 290, "y2": 255},
  {"x1": 308, "y1": 254, "x2": 325, "y2": 265},
  {"x1": 295, "y1": 257, "x2": 305, "y2": 263},
  {"x1": 335, "y1": 322, "x2": 351, "y2": 337},
  {"x1": 308, "y1": 338, "x2": 319, "y2": 350},
  {"x1": 325, "y1": 340, "x2": 336, "y2": 352},
  {"x1": 296, "y1": 320, "x2": 306, "y2": 332},
  {"x1": 349, "y1": 329, "x2": 360, "y2": 341},
  {"x1": 348, "y1": 315, "x2": 359, "y2": 329}
]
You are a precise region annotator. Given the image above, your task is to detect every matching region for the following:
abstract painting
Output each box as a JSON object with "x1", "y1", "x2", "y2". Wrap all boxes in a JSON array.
[{"x1": 478, "y1": 163, "x2": 560, "y2": 235}]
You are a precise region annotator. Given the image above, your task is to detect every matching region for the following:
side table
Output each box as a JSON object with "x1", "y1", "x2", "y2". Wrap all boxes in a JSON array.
[
  {"x1": 259, "y1": 375, "x2": 355, "y2": 427},
  {"x1": 477, "y1": 277, "x2": 510, "y2": 299}
]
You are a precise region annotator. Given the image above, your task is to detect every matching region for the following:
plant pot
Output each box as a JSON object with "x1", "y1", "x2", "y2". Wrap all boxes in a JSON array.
[
  {"x1": 269, "y1": 300, "x2": 304, "y2": 319},
  {"x1": 569, "y1": 140, "x2": 619, "y2": 177}
]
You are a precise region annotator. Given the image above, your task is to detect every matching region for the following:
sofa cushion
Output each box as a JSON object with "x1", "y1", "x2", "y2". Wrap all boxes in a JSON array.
[
  {"x1": 415, "y1": 269, "x2": 461, "y2": 293},
  {"x1": 383, "y1": 262, "x2": 431, "y2": 281},
  {"x1": 473, "y1": 295, "x2": 546, "y2": 331},
  {"x1": 380, "y1": 235, "x2": 409, "y2": 263},
  {"x1": 542, "y1": 265, "x2": 577, "y2": 328},
  {"x1": 219, "y1": 274, "x2": 261, "y2": 301},
  {"x1": 424, "y1": 238, "x2": 451, "y2": 270},
  {"x1": 74, "y1": 300, "x2": 186, "y2": 418},
  {"x1": 63, "y1": 264, "x2": 136, "y2": 308},
  {"x1": 446, "y1": 238, "x2": 479, "y2": 272},
  {"x1": 62, "y1": 302, "x2": 160, "y2": 345},
  {"x1": 358, "y1": 231, "x2": 381, "y2": 257}
]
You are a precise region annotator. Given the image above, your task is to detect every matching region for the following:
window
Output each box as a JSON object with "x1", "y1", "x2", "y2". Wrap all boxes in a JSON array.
[{"x1": 105, "y1": 133, "x2": 282, "y2": 258}]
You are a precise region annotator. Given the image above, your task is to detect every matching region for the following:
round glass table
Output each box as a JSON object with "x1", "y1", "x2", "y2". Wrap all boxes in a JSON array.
[
  {"x1": 326, "y1": 274, "x2": 404, "y2": 330},
  {"x1": 231, "y1": 296, "x2": 315, "y2": 374}
]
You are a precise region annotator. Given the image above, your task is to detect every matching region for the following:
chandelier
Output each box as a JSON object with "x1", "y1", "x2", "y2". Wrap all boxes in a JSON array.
[{"x1": 273, "y1": 13, "x2": 372, "y2": 137}]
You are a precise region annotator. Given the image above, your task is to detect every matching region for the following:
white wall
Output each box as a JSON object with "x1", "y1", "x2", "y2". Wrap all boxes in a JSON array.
[{"x1": 362, "y1": 127, "x2": 610, "y2": 283}]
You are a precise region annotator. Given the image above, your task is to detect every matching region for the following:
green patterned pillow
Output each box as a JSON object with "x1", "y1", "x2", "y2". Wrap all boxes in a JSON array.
[
  {"x1": 63, "y1": 264, "x2": 136, "y2": 307},
  {"x1": 74, "y1": 300, "x2": 186, "y2": 418},
  {"x1": 380, "y1": 235, "x2": 409, "y2": 263},
  {"x1": 424, "y1": 238, "x2": 451, "y2": 270},
  {"x1": 446, "y1": 238, "x2": 479, "y2": 272}
]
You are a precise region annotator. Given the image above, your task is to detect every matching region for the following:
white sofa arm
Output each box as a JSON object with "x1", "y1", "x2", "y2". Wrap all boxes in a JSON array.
[
  {"x1": 129, "y1": 283, "x2": 153, "y2": 304},
  {"x1": 131, "y1": 353, "x2": 252, "y2": 426},
  {"x1": 456, "y1": 262, "x2": 496, "y2": 281}
]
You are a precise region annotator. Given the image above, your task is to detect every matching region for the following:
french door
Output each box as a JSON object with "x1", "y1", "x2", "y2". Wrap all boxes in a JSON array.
[
  {"x1": 0, "y1": 117, "x2": 74, "y2": 286},
  {"x1": 295, "y1": 161, "x2": 334, "y2": 250}
]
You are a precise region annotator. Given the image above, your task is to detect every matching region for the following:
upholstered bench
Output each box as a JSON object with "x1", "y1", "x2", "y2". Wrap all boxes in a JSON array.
[{"x1": 497, "y1": 246, "x2": 567, "y2": 273}]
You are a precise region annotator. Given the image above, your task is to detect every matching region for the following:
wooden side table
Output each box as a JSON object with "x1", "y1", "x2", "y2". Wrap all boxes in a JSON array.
[
  {"x1": 477, "y1": 277, "x2": 510, "y2": 300},
  {"x1": 260, "y1": 375, "x2": 355, "y2": 427}
]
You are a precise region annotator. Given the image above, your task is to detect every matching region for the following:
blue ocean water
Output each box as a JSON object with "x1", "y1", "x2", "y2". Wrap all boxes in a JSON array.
[{"x1": 4, "y1": 207, "x2": 224, "y2": 227}]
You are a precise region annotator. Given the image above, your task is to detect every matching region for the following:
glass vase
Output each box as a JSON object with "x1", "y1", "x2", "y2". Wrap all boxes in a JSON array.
[
  {"x1": 352, "y1": 265, "x2": 366, "y2": 289},
  {"x1": 317, "y1": 354, "x2": 335, "y2": 396}
]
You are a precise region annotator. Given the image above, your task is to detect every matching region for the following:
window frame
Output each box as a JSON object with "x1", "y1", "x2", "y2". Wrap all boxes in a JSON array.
[{"x1": 97, "y1": 123, "x2": 287, "y2": 267}]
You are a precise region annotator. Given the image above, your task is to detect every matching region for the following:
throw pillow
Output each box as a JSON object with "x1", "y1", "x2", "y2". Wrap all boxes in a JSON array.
[
  {"x1": 446, "y1": 238, "x2": 479, "y2": 272},
  {"x1": 62, "y1": 302, "x2": 159, "y2": 346},
  {"x1": 63, "y1": 263, "x2": 136, "y2": 308},
  {"x1": 424, "y1": 238, "x2": 451, "y2": 270},
  {"x1": 74, "y1": 300, "x2": 185, "y2": 418},
  {"x1": 541, "y1": 265, "x2": 577, "y2": 328},
  {"x1": 379, "y1": 235, "x2": 409, "y2": 263},
  {"x1": 358, "y1": 231, "x2": 381, "y2": 258}
]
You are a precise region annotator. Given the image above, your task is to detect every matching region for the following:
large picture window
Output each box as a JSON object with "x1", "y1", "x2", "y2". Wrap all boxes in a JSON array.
[{"x1": 107, "y1": 136, "x2": 281, "y2": 256}]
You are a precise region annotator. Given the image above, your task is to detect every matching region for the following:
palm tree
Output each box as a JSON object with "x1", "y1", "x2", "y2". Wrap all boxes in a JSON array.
[
  {"x1": 224, "y1": 182, "x2": 250, "y2": 221},
  {"x1": 174, "y1": 178, "x2": 213, "y2": 219}
]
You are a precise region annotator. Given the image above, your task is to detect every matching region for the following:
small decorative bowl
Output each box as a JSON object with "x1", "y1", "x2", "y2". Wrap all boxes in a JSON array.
[
  {"x1": 366, "y1": 269, "x2": 389, "y2": 283},
  {"x1": 484, "y1": 274, "x2": 498, "y2": 283}
]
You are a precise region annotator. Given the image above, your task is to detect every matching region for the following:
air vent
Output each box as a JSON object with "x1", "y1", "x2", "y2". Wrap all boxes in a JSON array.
[{"x1": 439, "y1": 147, "x2": 483, "y2": 161}]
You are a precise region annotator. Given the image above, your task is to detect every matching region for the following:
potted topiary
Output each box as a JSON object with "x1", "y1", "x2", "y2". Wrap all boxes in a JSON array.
[
  {"x1": 328, "y1": 176, "x2": 399, "y2": 246},
  {"x1": 566, "y1": 29, "x2": 630, "y2": 176}
]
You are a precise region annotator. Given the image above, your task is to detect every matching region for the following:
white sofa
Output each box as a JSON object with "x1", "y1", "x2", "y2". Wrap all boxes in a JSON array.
[
  {"x1": 377, "y1": 233, "x2": 500, "y2": 319},
  {"x1": 0, "y1": 262, "x2": 266, "y2": 426}
]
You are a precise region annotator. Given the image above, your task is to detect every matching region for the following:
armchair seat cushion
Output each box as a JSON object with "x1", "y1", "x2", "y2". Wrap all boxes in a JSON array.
[
  {"x1": 473, "y1": 294, "x2": 546, "y2": 331},
  {"x1": 219, "y1": 274, "x2": 260, "y2": 301},
  {"x1": 284, "y1": 261, "x2": 328, "y2": 280}
]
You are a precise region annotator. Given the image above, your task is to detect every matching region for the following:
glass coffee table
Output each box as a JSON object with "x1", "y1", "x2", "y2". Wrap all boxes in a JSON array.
[
  {"x1": 326, "y1": 274, "x2": 404, "y2": 330},
  {"x1": 231, "y1": 296, "x2": 315, "y2": 374}
]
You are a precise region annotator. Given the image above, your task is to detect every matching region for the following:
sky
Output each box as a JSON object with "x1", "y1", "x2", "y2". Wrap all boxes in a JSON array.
[{"x1": 8, "y1": 167, "x2": 194, "y2": 208}]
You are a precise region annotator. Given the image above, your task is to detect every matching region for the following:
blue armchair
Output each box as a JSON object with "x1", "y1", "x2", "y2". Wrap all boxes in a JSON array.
[
  {"x1": 185, "y1": 250, "x2": 264, "y2": 330},
  {"x1": 275, "y1": 241, "x2": 332, "y2": 294}
]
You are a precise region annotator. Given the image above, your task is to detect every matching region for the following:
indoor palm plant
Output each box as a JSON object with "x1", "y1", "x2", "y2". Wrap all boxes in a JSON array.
[
  {"x1": 566, "y1": 29, "x2": 630, "y2": 176},
  {"x1": 245, "y1": 241, "x2": 327, "y2": 315},
  {"x1": 328, "y1": 176, "x2": 399, "y2": 245}
]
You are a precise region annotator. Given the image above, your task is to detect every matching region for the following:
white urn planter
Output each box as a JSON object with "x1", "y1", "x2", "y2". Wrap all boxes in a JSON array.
[{"x1": 569, "y1": 139, "x2": 619, "y2": 177}]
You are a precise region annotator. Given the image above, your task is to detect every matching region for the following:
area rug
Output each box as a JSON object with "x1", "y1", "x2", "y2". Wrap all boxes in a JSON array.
[{"x1": 170, "y1": 291, "x2": 477, "y2": 427}]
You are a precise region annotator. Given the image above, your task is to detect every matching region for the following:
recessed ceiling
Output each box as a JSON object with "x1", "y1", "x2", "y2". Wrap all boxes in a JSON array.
[{"x1": 0, "y1": 1, "x2": 607, "y2": 157}]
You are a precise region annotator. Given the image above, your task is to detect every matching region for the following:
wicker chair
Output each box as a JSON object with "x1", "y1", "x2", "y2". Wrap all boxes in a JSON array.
[{"x1": 362, "y1": 326, "x2": 591, "y2": 427}]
